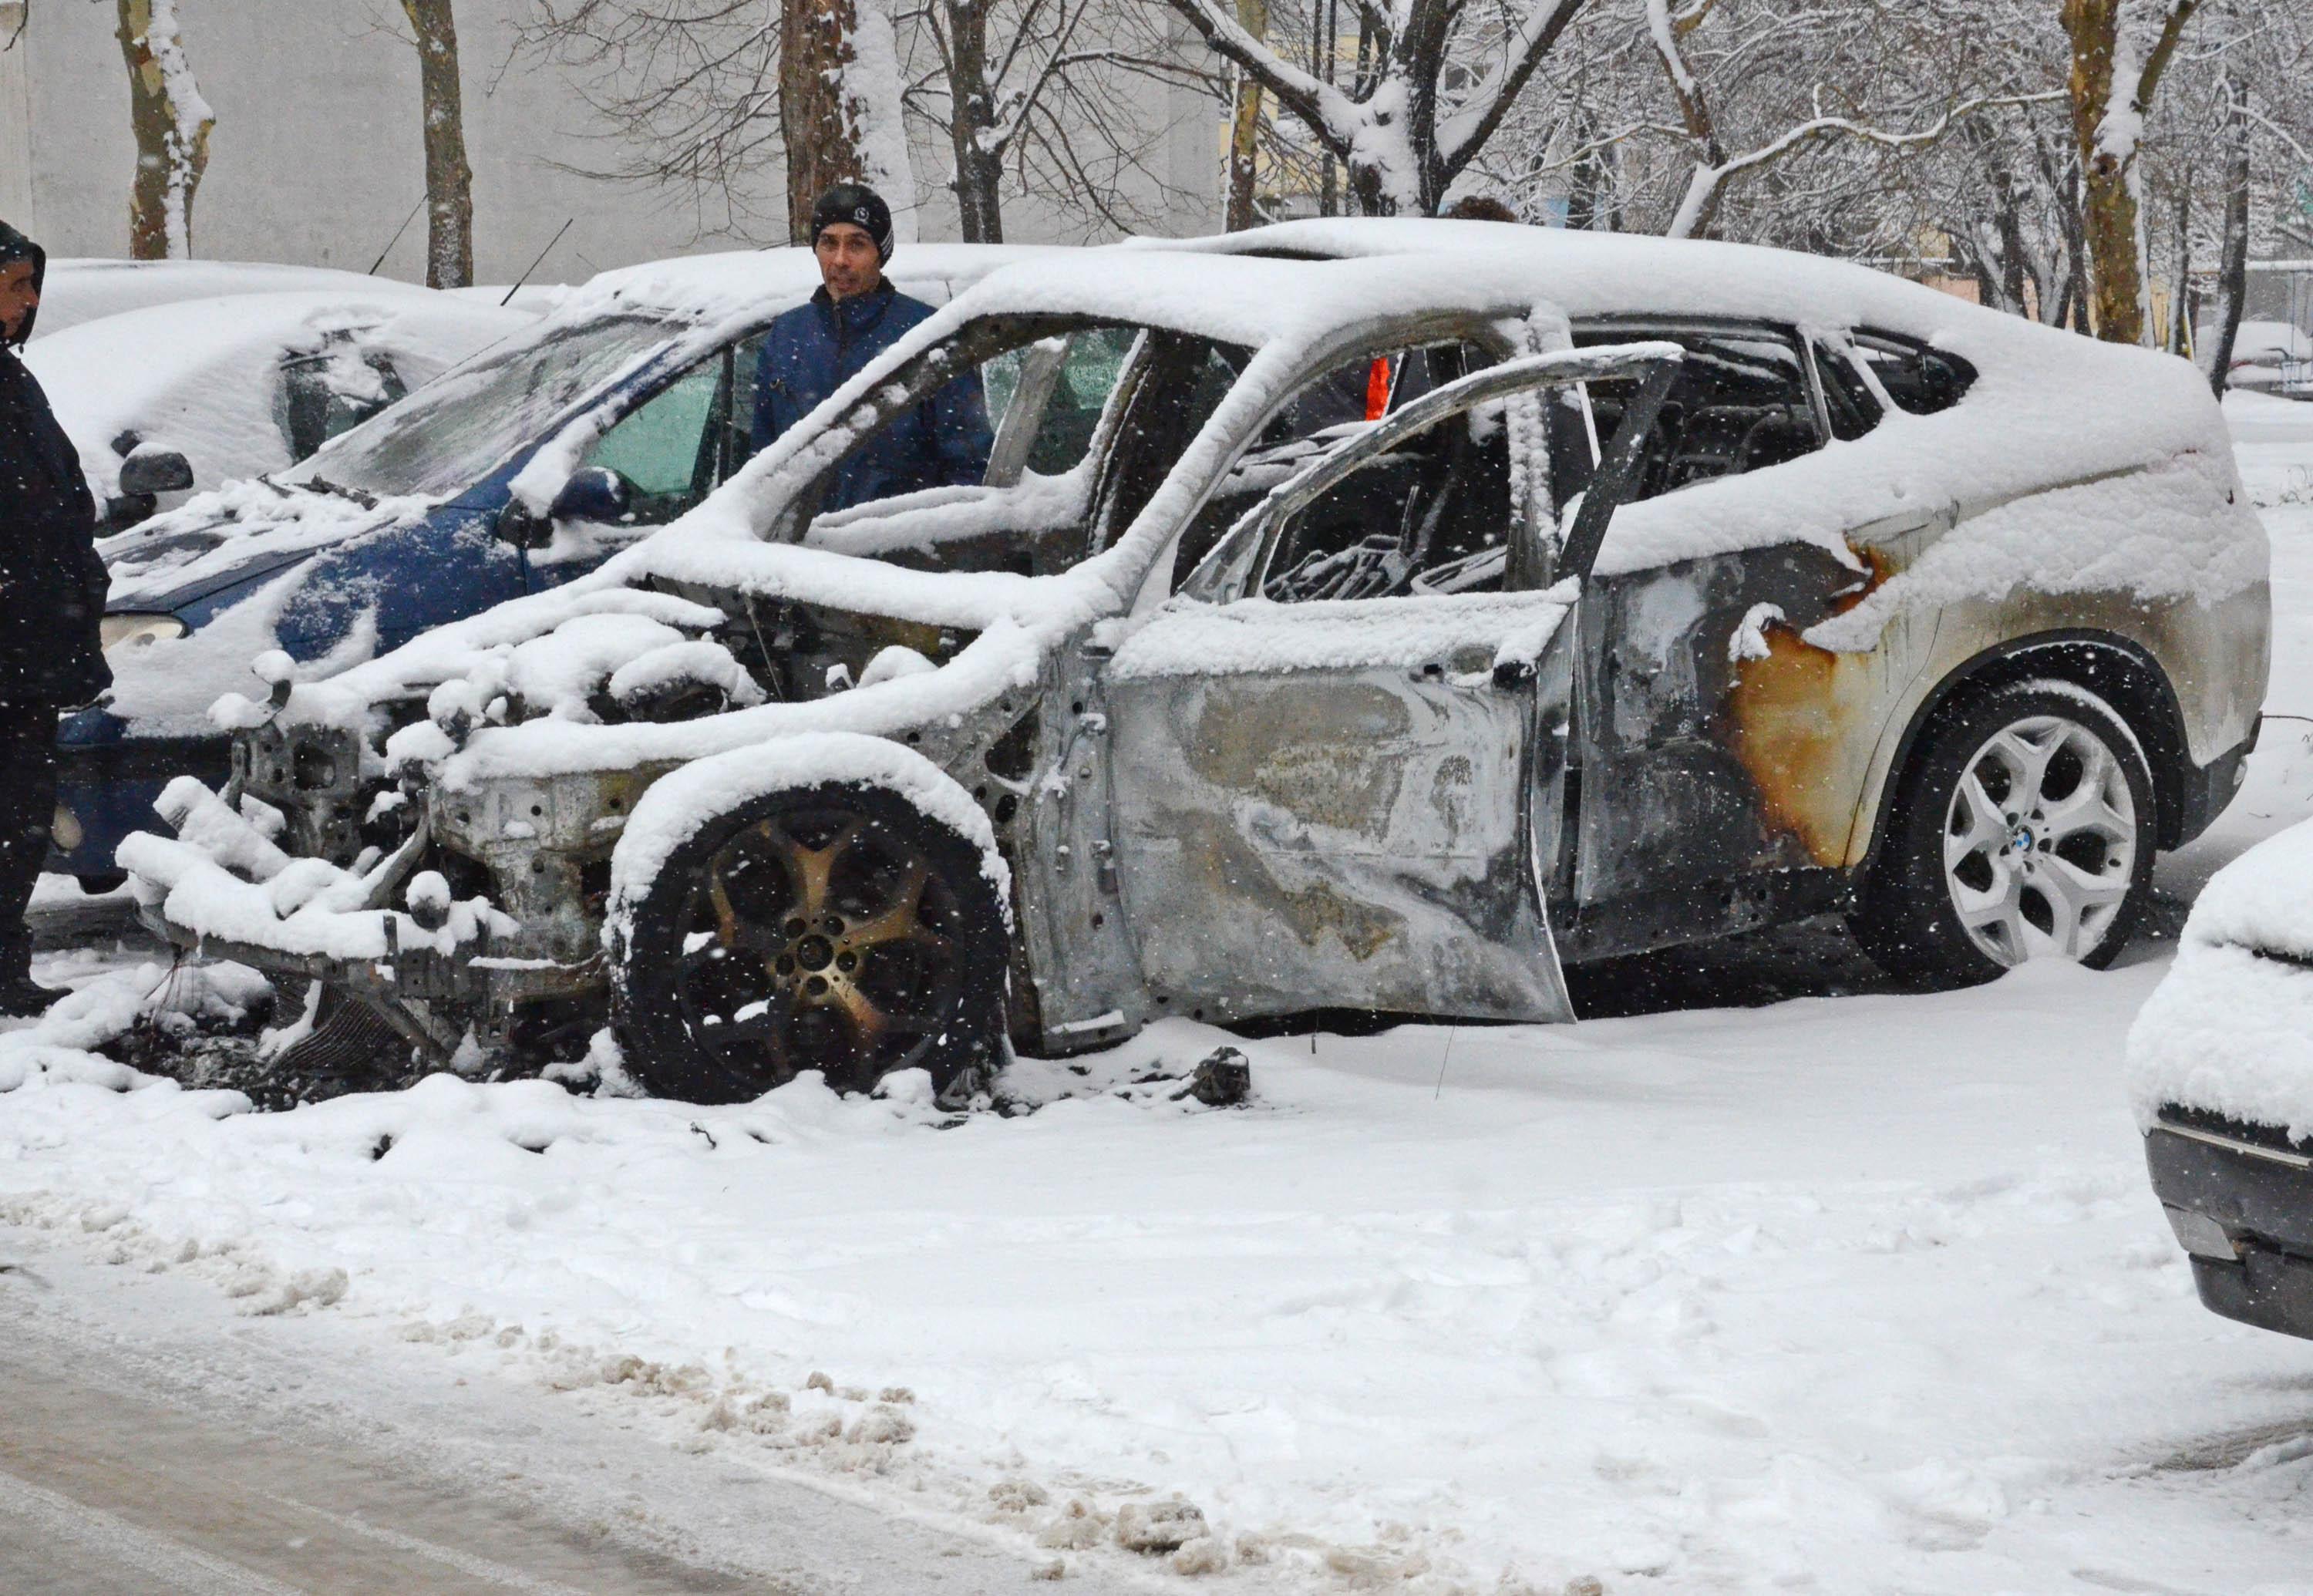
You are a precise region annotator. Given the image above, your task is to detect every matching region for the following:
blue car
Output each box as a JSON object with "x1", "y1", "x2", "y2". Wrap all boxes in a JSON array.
[{"x1": 59, "y1": 245, "x2": 1036, "y2": 885}]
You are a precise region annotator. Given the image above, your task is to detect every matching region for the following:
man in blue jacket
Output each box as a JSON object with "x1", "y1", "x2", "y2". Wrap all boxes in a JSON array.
[{"x1": 752, "y1": 184, "x2": 991, "y2": 512}]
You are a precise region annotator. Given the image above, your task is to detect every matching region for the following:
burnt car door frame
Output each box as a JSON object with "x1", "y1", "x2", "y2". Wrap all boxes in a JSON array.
[
  {"x1": 1550, "y1": 317, "x2": 1919, "y2": 961},
  {"x1": 1082, "y1": 338, "x2": 1678, "y2": 1035}
]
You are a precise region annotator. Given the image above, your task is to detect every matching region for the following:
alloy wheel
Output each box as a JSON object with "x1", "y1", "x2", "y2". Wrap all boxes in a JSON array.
[
  {"x1": 1941, "y1": 712, "x2": 2138, "y2": 966},
  {"x1": 672, "y1": 803, "x2": 970, "y2": 1093}
]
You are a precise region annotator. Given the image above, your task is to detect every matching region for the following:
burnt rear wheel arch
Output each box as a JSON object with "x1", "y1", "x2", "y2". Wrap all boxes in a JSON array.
[
  {"x1": 1855, "y1": 631, "x2": 2191, "y2": 874},
  {"x1": 612, "y1": 780, "x2": 1012, "y2": 1104}
]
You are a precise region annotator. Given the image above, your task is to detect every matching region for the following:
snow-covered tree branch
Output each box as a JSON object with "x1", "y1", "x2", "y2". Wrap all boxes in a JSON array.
[
  {"x1": 1163, "y1": 0, "x2": 1588, "y2": 214},
  {"x1": 902, "y1": 0, "x2": 1209, "y2": 241}
]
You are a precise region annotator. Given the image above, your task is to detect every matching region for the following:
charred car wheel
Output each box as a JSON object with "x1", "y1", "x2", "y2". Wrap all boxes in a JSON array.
[
  {"x1": 1850, "y1": 680, "x2": 2154, "y2": 984},
  {"x1": 614, "y1": 783, "x2": 1008, "y2": 1103}
]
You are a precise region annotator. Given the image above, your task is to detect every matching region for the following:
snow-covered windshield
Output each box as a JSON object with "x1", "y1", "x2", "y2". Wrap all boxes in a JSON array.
[{"x1": 290, "y1": 313, "x2": 684, "y2": 499}]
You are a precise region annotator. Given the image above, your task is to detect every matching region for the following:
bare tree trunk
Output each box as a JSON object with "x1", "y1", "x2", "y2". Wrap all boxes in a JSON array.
[
  {"x1": 1969, "y1": 121, "x2": 2033, "y2": 316},
  {"x1": 115, "y1": 0, "x2": 213, "y2": 259},
  {"x1": 2060, "y1": 0, "x2": 2134, "y2": 339},
  {"x1": 2060, "y1": 0, "x2": 2201, "y2": 345},
  {"x1": 941, "y1": 0, "x2": 1003, "y2": 242},
  {"x1": 1225, "y1": 0, "x2": 1266, "y2": 229},
  {"x1": 2166, "y1": 175, "x2": 2191, "y2": 355},
  {"x1": 1314, "y1": 0, "x2": 1338, "y2": 218},
  {"x1": 1567, "y1": 110, "x2": 1602, "y2": 231},
  {"x1": 783, "y1": 0, "x2": 859, "y2": 244},
  {"x1": 401, "y1": 0, "x2": 473, "y2": 288},
  {"x1": 2204, "y1": 76, "x2": 2252, "y2": 397},
  {"x1": 780, "y1": 0, "x2": 912, "y2": 246}
]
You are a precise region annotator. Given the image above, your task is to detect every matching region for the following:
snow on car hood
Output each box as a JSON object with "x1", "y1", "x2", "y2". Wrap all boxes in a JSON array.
[
  {"x1": 96, "y1": 480, "x2": 438, "y2": 739},
  {"x1": 99, "y1": 476, "x2": 437, "y2": 610},
  {"x1": 2128, "y1": 817, "x2": 2313, "y2": 1137}
]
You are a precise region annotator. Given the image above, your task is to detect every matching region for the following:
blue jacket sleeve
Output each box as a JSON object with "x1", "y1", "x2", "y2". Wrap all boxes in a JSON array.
[
  {"x1": 749, "y1": 336, "x2": 783, "y2": 455},
  {"x1": 923, "y1": 366, "x2": 992, "y2": 490}
]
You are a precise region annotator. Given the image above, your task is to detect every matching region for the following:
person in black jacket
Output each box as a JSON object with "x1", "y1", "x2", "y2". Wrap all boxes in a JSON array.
[{"x1": 0, "y1": 221, "x2": 109, "y2": 1015}]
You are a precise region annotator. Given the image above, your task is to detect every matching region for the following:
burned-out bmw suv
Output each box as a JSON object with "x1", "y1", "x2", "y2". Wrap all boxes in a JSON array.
[{"x1": 123, "y1": 224, "x2": 2268, "y2": 1102}]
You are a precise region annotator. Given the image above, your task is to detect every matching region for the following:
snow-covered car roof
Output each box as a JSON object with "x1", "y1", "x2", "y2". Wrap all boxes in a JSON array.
[
  {"x1": 1139, "y1": 219, "x2": 2254, "y2": 594},
  {"x1": 32, "y1": 258, "x2": 453, "y2": 340},
  {"x1": 29, "y1": 289, "x2": 537, "y2": 503},
  {"x1": 536, "y1": 244, "x2": 1059, "y2": 330},
  {"x1": 1136, "y1": 216, "x2": 2053, "y2": 344}
]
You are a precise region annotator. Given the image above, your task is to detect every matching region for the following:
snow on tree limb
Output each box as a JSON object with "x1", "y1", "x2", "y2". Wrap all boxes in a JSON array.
[{"x1": 1166, "y1": 0, "x2": 1591, "y2": 214}]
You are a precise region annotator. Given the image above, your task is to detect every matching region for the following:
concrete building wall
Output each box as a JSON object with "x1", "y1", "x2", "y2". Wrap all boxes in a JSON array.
[
  {"x1": 3, "y1": 0, "x2": 1220, "y2": 283},
  {"x1": 0, "y1": 4, "x2": 31, "y2": 227}
]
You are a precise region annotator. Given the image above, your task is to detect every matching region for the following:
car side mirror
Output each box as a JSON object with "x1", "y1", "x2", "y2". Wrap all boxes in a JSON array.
[
  {"x1": 550, "y1": 466, "x2": 631, "y2": 525},
  {"x1": 495, "y1": 467, "x2": 632, "y2": 551},
  {"x1": 117, "y1": 449, "x2": 194, "y2": 497},
  {"x1": 493, "y1": 499, "x2": 549, "y2": 549}
]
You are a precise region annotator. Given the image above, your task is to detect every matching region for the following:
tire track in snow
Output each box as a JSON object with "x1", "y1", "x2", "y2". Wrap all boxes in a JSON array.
[{"x1": 0, "y1": 1468, "x2": 307, "y2": 1595}]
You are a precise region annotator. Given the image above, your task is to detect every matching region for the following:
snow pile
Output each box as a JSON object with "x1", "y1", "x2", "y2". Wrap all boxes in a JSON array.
[
  {"x1": 607, "y1": 640, "x2": 768, "y2": 713},
  {"x1": 498, "y1": 611, "x2": 690, "y2": 722},
  {"x1": 120, "y1": 776, "x2": 513, "y2": 962},
  {"x1": 5, "y1": 959, "x2": 2311, "y2": 1590},
  {"x1": 2129, "y1": 815, "x2": 2313, "y2": 1137},
  {"x1": 0, "y1": 955, "x2": 268, "y2": 1096}
]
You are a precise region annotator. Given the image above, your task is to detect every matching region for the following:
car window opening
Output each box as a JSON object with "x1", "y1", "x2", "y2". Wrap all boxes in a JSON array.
[{"x1": 1564, "y1": 325, "x2": 1824, "y2": 505}]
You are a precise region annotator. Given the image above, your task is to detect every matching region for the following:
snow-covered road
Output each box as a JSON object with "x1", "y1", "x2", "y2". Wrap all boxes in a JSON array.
[
  {"x1": 7, "y1": 393, "x2": 2313, "y2": 1594},
  {"x1": 0, "y1": 1227, "x2": 1156, "y2": 1594}
]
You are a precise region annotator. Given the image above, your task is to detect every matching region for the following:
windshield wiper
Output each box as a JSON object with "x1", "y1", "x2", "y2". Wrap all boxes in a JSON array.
[{"x1": 302, "y1": 476, "x2": 379, "y2": 510}]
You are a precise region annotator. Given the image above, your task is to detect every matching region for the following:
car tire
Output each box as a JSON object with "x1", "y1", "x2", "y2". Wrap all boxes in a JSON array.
[
  {"x1": 1849, "y1": 678, "x2": 2156, "y2": 985},
  {"x1": 614, "y1": 781, "x2": 1009, "y2": 1105}
]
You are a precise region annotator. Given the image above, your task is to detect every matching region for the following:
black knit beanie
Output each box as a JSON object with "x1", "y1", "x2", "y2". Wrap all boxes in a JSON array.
[{"x1": 811, "y1": 184, "x2": 894, "y2": 265}]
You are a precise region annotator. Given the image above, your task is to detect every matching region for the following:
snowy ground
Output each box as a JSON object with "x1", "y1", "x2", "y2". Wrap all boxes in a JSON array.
[{"x1": 8, "y1": 392, "x2": 2313, "y2": 1594}]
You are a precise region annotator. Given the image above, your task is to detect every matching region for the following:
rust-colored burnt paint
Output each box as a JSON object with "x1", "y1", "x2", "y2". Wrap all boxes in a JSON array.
[{"x1": 1724, "y1": 547, "x2": 1894, "y2": 869}]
